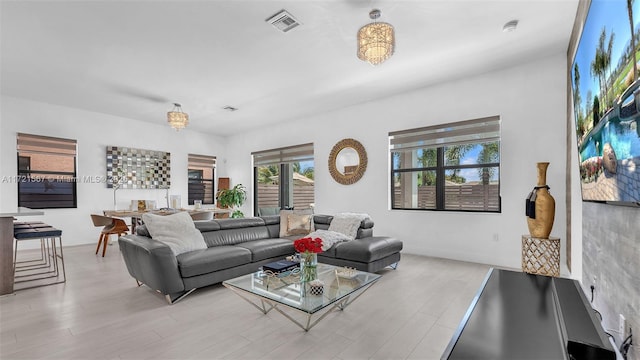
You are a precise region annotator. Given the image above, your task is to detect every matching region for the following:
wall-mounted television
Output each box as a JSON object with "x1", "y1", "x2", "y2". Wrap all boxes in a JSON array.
[{"x1": 570, "y1": 0, "x2": 640, "y2": 207}]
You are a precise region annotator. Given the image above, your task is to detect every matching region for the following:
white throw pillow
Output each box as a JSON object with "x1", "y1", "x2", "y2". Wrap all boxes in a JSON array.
[
  {"x1": 328, "y1": 213, "x2": 369, "y2": 240},
  {"x1": 142, "y1": 212, "x2": 207, "y2": 256}
]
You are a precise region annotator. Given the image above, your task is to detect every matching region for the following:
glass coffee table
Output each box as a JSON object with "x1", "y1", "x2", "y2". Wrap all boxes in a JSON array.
[{"x1": 222, "y1": 263, "x2": 381, "y2": 331}]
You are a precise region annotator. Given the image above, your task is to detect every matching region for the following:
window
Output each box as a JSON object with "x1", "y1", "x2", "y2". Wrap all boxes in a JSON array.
[
  {"x1": 187, "y1": 154, "x2": 216, "y2": 205},
  {"x1": 17, "y1": 133, "x2": 77, "y2": 209},
  {"x1": 390, "y1": 116, "x2": 501, "y2": 212},
  {"x1": 252, "y1": 143, "x2": 314, "y2": 216}
]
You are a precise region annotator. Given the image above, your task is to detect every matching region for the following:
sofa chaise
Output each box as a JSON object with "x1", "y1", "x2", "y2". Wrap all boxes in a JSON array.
[{"x1": 118, "y1": 214, "x2": 403, "y2": 304}]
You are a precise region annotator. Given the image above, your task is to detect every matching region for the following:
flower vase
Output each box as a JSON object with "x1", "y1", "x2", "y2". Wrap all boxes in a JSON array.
[
  {"x1": 525, "y1": 162, "x2": 555, "y2": 239},
  {"x1": 300, "y1": 252, "x2": 318, "y2": 283}
]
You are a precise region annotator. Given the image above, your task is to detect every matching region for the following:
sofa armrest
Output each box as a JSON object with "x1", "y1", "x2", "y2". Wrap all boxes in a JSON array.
[{"x1": 118, "y1": 234, "x2": 185, "y2": 295}]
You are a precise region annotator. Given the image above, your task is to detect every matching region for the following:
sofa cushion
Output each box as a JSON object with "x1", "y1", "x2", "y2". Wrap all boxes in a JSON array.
[
  {"x1": 286, "y1": 213, "x2": 314, "y2": 236},
  {"x1": 260, "y1": 215, "x2": 280, "y2": 225},
  {"x1": 217, "y1": 218, "x2": 265, "y2": 229},
  {"x1": 202, "y1": 227, "x2": 271, "y2": 247},
  {"x1": 319, "y1": 245, "x2": 337, "y2": 258},
  {"x1": 313, "y1": 215, "x2": 333, "y2": 225},
  {"x1": 313, "y1": 215, "x2": 373, "y2": 230},
  {"x1": 177, "y1": 246, "x2": 252, "y2": 277},
  {"x1": 260, "y1": 216, "x2": 281, "y2": 238},
  {"x1": 357, "y1": 228, "x2": 374, "y2": 239},
  {"x1": 279, "y1": 209, "x2": 314, "y2": 237},
  {"x1": 333, "y1": 236, "x2": 403, "y2": 263},
  {"x1": 194, "y1": 221, "x2": 222, "y2": 232},
  {"x1": 142, "y1": 212, "x2": 207, "y2": 256},
  {"x1": 136, "y1": 224, "x2": 151, "y2": 237},
  {"x1": 360, "y1": 218, "x2": 375, "y2": 229},
  {"x1": 234, "y1": 239, "x2": 295, "y2": 262}
]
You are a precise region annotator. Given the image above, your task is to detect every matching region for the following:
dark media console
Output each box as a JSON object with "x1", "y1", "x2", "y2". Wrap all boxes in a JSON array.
[{"x1": 441, "y1": 268, "x2": 615, "y2": 360}]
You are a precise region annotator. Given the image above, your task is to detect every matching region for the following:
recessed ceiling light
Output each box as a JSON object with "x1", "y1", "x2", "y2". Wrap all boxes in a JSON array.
[
  {"x1": 503, "y1": 20, "x2": 518, "y2": 32},
  {"x1": 223, "y1": 106, "x2": 238, "y2": 112}
]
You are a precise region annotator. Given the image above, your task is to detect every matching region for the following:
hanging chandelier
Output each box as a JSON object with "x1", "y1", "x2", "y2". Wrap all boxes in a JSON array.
[
  {"x1": 357, "y1": 9, "x2": 395, "y2": 66},
  {"x1": 167, "y1": 103, "x2": 189, "y2": 131}
]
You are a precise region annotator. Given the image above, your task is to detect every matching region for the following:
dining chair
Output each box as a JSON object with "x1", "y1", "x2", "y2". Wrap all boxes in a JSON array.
[
  {"x1": 189, "y1": 211, "x2": 213, "y2": 221},
  {"x1": 90, "y1": 214, "x2": 129, "y2": 257}
]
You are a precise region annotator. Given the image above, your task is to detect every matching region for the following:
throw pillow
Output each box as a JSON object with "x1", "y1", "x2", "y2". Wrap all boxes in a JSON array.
[
  {"x1": 258, "y1": 207, "x2": 280, "y2": 216},
  {"x1": 279, "y1": 209, "x2": 315, "y2": 237},
  {"x1": 328, "y1": 213, "x2": 369, "y2": 240},
  {"x1": 142, "y1": 212, "x2": 207, "y2": 256},
  {"x1": 287, "y1": 214, "x2": 313, "y2": 235}
]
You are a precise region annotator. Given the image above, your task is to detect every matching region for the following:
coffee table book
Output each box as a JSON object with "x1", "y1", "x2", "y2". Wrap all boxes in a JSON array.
[{"x1": 262, "y1": 260, "x2": 299, "y2": 273}]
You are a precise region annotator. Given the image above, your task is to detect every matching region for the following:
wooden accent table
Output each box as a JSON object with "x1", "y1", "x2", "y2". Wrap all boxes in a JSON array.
[{"x1": 104, "y1": 208, "x2": 231, "y2": 232}]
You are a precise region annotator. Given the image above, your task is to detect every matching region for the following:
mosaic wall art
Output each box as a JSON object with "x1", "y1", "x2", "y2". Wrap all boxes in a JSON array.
[{"x1": 106, "y1": 146, "x2": 171, "y2": 189}]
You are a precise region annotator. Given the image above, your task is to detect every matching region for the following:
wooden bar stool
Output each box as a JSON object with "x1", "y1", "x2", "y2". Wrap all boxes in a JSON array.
[{"x1": 91, "y1": 215, "x2": 129, "y2": 257}]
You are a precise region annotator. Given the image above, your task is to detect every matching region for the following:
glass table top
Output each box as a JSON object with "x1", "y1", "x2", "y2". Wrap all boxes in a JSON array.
[{"x1": 223, "y1": 263, "x2": 381, "y2": 314}]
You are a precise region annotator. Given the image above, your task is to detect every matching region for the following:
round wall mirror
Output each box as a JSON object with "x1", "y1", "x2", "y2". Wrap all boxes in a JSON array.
[{"x1": 328, "y1": 138, "x2": 368, "y2": 185}]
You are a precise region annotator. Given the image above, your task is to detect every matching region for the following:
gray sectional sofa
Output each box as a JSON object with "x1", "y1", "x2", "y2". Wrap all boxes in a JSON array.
[{"x1": 118, "y1": 214, "x2": 402, "y2": 304}]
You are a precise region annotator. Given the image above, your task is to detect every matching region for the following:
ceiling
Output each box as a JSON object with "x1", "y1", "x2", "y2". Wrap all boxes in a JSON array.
[{"x1": 1, "y1": 0, "x2": 578, "y2": 137}]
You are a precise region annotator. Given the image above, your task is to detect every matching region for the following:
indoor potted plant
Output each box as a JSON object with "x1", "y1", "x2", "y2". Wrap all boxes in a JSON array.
[{"x1": 216, "y1": 183, "x2": 247, "y2": 218}]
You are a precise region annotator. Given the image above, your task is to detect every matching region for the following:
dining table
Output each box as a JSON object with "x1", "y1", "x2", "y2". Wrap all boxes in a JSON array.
[{"x1": 103, "y1": 208, "x2": 231, "y2": 232}]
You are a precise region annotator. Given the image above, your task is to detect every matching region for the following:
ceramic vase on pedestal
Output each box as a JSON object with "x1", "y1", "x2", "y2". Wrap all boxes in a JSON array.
[{"x1": 525, "y1": 162, "x2": 555, "y2": 239}]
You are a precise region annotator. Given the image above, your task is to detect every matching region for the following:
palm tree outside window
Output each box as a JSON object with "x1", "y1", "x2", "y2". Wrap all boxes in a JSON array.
[
  {"x1": 389, "y1": 116, "x2": 501, "y2": 212},
  {"x1": 252, "y1": 143, "x2": 314, "y2": 216}
]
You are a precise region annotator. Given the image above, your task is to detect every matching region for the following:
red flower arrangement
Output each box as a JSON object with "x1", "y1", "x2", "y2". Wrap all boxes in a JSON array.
[
  {"x1": 294, "y1": 237, "x2": 323, "y2": 254},
  {"x1": 294, "y1": 237, "x2": 323, "y2": 283}
]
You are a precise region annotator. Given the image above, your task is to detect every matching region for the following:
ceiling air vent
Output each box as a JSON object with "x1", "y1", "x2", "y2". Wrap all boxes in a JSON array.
[{"x1": 266, "y1": 10, "x2": 301, "y2": 33}]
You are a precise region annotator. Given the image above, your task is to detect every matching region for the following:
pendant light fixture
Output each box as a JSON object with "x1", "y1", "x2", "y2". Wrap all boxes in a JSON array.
[
  {"x1": 357, "y1": 9, "x2": 395, "y2": 66},
  {"x1": 167, "y1": 103, "x2": 189, "y2": 131}
]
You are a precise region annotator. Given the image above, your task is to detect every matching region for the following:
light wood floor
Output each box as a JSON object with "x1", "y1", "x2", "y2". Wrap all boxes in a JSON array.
[{"x1": 0, "y1": 244, "x2": 491, "y2": 360}]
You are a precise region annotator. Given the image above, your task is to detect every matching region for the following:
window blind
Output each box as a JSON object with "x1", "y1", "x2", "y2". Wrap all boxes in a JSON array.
[
  {"x1": 252, "y1": 143, "x2": 314, "y2": 166},
  {"x1": 16, "y1": 133, "x2": 78, "y2": 209},
  {"x1": 17, "y1": 133, "x2": 77, "y2": 157},
  {"x1": 188, "y1": 154, "x2": 216, "y2": 169},
  {"x1": 389, "y1": 116, "x2": 500, "y2": 151}
]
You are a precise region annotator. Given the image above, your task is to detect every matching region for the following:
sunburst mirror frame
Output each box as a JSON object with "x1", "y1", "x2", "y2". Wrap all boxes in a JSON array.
[{"x1": 328, "y1": 138, "x2": 368, "y2": 185}]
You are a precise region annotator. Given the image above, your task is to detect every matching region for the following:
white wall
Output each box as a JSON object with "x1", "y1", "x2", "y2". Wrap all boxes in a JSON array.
[
  {"x1": 225, "y1": 53, "x2": 571, "y2": 271},
  {"x1": 0, "y1": 96, "x2": 227, "y2": 247},
  {"x1": 0, "y1": 53, "x2": 574, "y2": 272}
]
